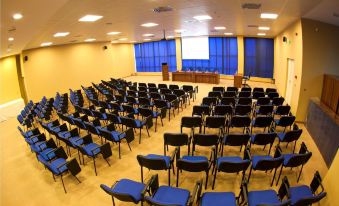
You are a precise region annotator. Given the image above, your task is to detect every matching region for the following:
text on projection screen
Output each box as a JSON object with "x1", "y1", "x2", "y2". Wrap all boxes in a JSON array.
[{"x1": 182, "y1": 37, "x2": 209, "y2": 60}]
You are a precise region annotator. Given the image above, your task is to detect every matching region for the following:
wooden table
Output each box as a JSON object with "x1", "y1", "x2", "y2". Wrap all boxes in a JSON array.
[{"x1": 172, "y1": 71, "x2": 220, "y2": 84}]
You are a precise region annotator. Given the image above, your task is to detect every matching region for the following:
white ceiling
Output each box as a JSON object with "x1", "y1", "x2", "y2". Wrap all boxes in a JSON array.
[{"x1": 1, "y1": 0, "x2": 337, "y2": 58}]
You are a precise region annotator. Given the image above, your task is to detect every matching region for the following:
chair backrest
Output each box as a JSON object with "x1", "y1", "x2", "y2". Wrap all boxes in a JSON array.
[
  {"x1": 254, "y1": 155, "x2": 284, "y2": 170},
  {"x1": 169, "y1": 84, "x2": 179, "y2": 90},
  {"x1": 257, "y1": 97, "x2": 271, "y2": 105},
  {"x1": 258, "y1": 105, "x2": 274, "y2": 115},
  {"x1": 192, "y1": 105, "x2": 210, "y2": 117},
  {"x1": 238, "y1": 97, "x2": 252, "y2": 105},
  {"x1": 158, "y1": 84, "x2": 168, "y2": 89},
  {"x1": 205, "y1": 116, "x2": 226, "y2": 128},
  {"x1": 252, "y1": 133, "x2": 277, "y2": 145},
  {"x1": 266, "y1": 88, "x2": 277, "y2": 94},
  {"x1": 138, "y1": 108, "x2": 153, "y2": 118},
  {"x1": 223, "y1": 91, "x2": 237, "y2": 98},
  {"x1": 139, "y1": 83, "x2": 147, "y2": 87},
  {"x1": 148, "y1": 83, "x2": 157, "y2": 88},
  {"x1": 272, "y1": 97, "x2": 285, "y2": 106},
  {"x1": 193, "y1": 134, "x2": 219, "y2": 147},
  {"x1": 293, "y1": 193, "x2": 327, "y2": 206},
  {"x1": 149, "y1": 87, "x2": 158, "y2": 93},
  {"x1": 100, "y1": 183, "x2": 140, "y2": 203},
  {"x1": 281, "y1": 128, "x2": 303, "y2": 143},
  {"x1": 208, "y1": 91, "x2": 222, "y2": 99},
  {"x1": 226, "y1": 87, "x2": 238, "y2": 92},
  {"x1": 202, "y1": 97, "x2": 218, "y2": 106},
  {"x1": 154, "y1": 99, "x2": 167, "y2": 109},
  {"x1": 181, "y1": 116, "x2": 202, "y2": 128},
  {"x1": 224, "y1": 134, "x2": 250, "y2": 147},
  {"x1": 221, "y1": 97, "x2": 236, "y2": 106},
  {"x1": 214, "y1": 105, "x2": 233, "y2": 116},
  {"x1": 235, "y1": 105, "x2": 252, "y2": 115},
  {"x1": 253, "y1": 87, "x2": 264, "y2": 93},
  {"x1": 213, "y1": 87, "x2": 225, "y2": 93},
  {"x1": 253, "y1": 116, "x2": 273, "y2": 127},
  {"x1": 218, "y1": 159, "x2": 250, "y2": 173},
  {"x1": 277, "y1": 116, "x2": 295, "y2": 127},
  {"x1": 138, "y1": 97, "x2": 151, "y2": 106},
  {"x1": 177, "y1": 158, "x2": 209, "y2": 172},
  {"x1": 268, "y1": 92, "x2": 279, "y2": 99},
  {"x1": 160, "y1": 88, "x2": 172, "y2": 95},
  {"x1": 164, "y1": 133, "x2": 189, "y2": 147},
  {"x1": 137, "y1": 155, "x2": 168, "y2": 170},
  {"x1": 239, "y1": 91, "x2": 251, "y2": 98},
  {"x1": 182, "y1": 85, "x2": 193, "y2": 92},
  {"x1": 253, "y1": 92, "x2": 265, "y2": 100},
  {"x1": 230, "y1": 116, "x2": 251, "y2": 128},
  {"x1": 241, "y1": 87, "x2": 252, "y2": 92}
]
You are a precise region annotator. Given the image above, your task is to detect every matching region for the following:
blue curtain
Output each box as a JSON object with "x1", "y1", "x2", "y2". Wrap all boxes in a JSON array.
[
  {"x1": 182, "y1": 37, "x2": 238, "y2": 75},
  {"x1": 244, "y1": 38, "x2": 274, "y2": 78},
  {"x1": 134, "y1": 40, "x2": 177, "y2": 72}
]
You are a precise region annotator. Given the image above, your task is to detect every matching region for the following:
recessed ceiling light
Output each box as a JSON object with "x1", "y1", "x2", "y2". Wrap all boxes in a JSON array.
[
  {"x1": 8, "y1": 37, "x2": 14, "y2": 41},
  {"x1": 143, "y1": 33, "x2": 154, "y2": 37},
  {"x1": 119, "y1": 38, "x2": 128, "y2": 41},
  {"x1": 141, "y1": 22, "x2": 158, "y2": 27},
  {"x1": 257, "y1": 33, "x2": 266, "y2": 36},
  {"x1": 79, "y1": 15, "x2": 103, "y2": 22},
  {"x1": 13, "y1": 13, "x2": 23, "y2": 20},
  {"x1": 130, "y1": 41, "x2": 137, "y2": 43},
  {"x1": 224, "y1": 32, "x2": 233, "y2": 35},
  {"x1": 111, "y1": 40, "x2": 118, "y2": 43},
  {"x1": 41, "y1": 42, "x2": 53, "y2": 47},
  {"x1": 193, "y1": 15, "x2": 212, "y2": 21},
  {"x1": 84, "y1": 38, "x2": 96, "y2": 42},
  {"x1": 214, "y1": 26, "x2": 226, "y2": 30},
  {"x1": 175, "y1": 29, "x2": 185, "y2": 33},
  {"x1": 107, "y1": 31, "x2": 121, "y2": 35},
  {"x1": 7, "y1": 48, "x2": 12, "y2": 52},
  {"x1": 53, "y1": 32, "x2": 70, "y2": 37},
  {"x1": 258, "y1": 27, "x2": 270, "y2": 31},
  {"x1": 167, "y1": 36, "x2": 174, "y2": 39},
  {"x1": 144, "y1": 38, "x2": 151, "y2": 41},
  {"x1": 260, "y1": 13, "x2": 278, "y2": 19}
]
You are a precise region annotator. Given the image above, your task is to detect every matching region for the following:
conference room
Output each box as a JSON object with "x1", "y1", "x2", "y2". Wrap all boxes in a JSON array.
[{"x1": 1, "y1": 0, "x2": 338, "y2": 205}]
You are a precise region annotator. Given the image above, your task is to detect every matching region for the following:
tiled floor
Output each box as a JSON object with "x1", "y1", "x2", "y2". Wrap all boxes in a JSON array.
[{"x1": 0, "y1": 75, "x2": 328, "y2": 206}]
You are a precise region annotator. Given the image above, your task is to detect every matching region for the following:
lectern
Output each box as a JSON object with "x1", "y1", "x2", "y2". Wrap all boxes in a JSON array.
[
  {"x1": 162, "y1": 63, "x2": 169, "y2": 81},
  {"x1": 234, "y1": 73, "x2": 243, "y2": 88}
]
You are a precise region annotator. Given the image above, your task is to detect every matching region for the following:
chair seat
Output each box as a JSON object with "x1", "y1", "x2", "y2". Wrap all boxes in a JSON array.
[
  {"x1": 50, "y1": 158, "x2": 68, "y2": 175},
  {"x1": 83, "y1": 143, "x2": 101, "y2": 156},
  {"x1": 39, "y1": 148, "x2": 56, "y2": 161},
  {"x1": 252, "y1": 155, "x2": 272, "y2": 168},
  {"x1": 69, "y1": 136, "x2": 82, "y2": 147},
  {"x1": 217, "y1": 156, "x2": 243, "y2": 167},
  {"x1": 134, "y1": 119, "x2": 145, "y2": 128},
  {"x1": 289, "y1": 185, "x2": 313, "y2": 205},
  {"x1": 277, "y1": 132, "x2": 286, "y2": 141},
  {"x1": 30, "y1": 141, "x2": 47, "y2": 152},
  {"x1": 112, "y1": 179, "x2": 146, "y2": 203},
  {"x1": 25, "y1": 136, "x2": 39, "y2": 144},
  {"x1": 151, "y1": 186, "x2": 190, "y2": 206},
  {"x1": 100, "y1": 128, "x2": 126, "y2": 142},
  {"x1": 153, "y1": 111, "x2": 161, "y2": 117},
  {"x1": 248, "y1": 190, "x2": 280, "y2": 206},
  {"x1": 146, "y1": 154, "x2": 171, "y2": 168},
  {"x1": 182, "y1": 155, "x2": 208, "y2": 163},
  {"x1": 282, "y1": 153, "x2": 296, "y2": 166},
  {"x1": 201, "y1": 192, "x2": 236, "y2": 206},
  {"x1": 59, "y1": 131, "x2": 71, "y2": 139}
]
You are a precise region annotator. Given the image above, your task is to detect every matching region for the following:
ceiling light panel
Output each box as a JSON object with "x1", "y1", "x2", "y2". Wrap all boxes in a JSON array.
[
  {"x1": 257, "y1": 33, "x2": 266, "y2": 36},
  {"x1": 84, "y1": 38, "x2": 96, "y2": 42},
  {"x1": 224, "y1": 33, "x2": 233, "y2": 35},
  {"x1": 8, "y1": 37, "x2": 14, "y2": 41},
  {"x1": 260, "y1": 13, "x2": 278, "y2": 19},
  {"x1": 258, "y1": 27, "x2": 270, "y2": 30},
  {"x1": 175, "y1": 29, "x2": 185, "y2": 33},
  {"x1": 143, "y1": 33, "x2": 154, "y2": 37},
  {"x1": 214, "y1": 26, "x2": 226, "y2": 30},
  {"x1": 41, "y1": 42, "x2": 53, "y2": 46},
  {"x1": 54, "y1": 32, "x2": 70, "y2": 37},
  {"x1": 141, "y1": 22, "x2": 158, "y2": 27},
  {"x1": 107, "y1": 31, "x2": 121, "y2": 35},
  {"x1": 193, "y1": 15, "x2": 212, "y2": 21},
  {"x1": 79, "y1": 15, "x2": 103, "y2": 22},
  {"x1": 119, "y1": 38, "x2": 128, "y2": 41},
  {"x1": 13, "y1": 13, "x2": 23, "y2": 20},
  {"x1": 144, "y1": 38, "x2": 151, "y2": 41}
]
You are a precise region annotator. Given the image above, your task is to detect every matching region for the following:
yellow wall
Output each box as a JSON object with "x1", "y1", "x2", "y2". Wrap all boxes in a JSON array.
[
  {"x1": 274, "y1": 20, "x2": 303, "y2": 117},
  {"x1": 322, "y1": 151, "x2": 339, "y2": 204},
  {"x1": 22, "y1": 42, "x2": 135, "y2": 101},
  {"x1": 296, "y1": 19, "x2": 339, "y2": 121},
  {"x1": 237, "y1": 36, "x2": 244, "y2": 74},
  {"x1": 0, "y1": 56, "x2": 22, "y2": 104},
  {"x1": 175, "y1": 38, "x2": 182, "y2": 71}
]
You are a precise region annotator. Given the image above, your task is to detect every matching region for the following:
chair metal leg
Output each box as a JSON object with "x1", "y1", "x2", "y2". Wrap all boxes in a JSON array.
[
  {"x1": 60, "y1": 174, "x2": 67, "y2": 193},
  {"x1": 91, "y1": 157, "x2": 97, "y2": 176},
  {"x1": 293, "y1": 141, "x2": 297, "y2": 153},
  {"x1": 112, "y1": 196, "x2": 115, "y2": 206},
  {"x1": 297, "y1": 165, "x2": 304, "y2": 182},
  {"x1": 168, "y1": 169, "x2": 171, "y2": 186},
  {"x1": 74, "y1": 175, "x2": 81, "y2": 183},
  {"x1": 205, "y1": 170, "x2": 209, "y2": 189},
  {"x1": 271, "y1": 168, "x2": 277, "y2": 186},
  {"x1": 146, "y1": 127, "x2": 150, "y2": 137},
  {"x1": 276, "y1": 166, "x2": 284, "y2": 186},
  {"x1": 212, "y1": 168, "x2": 217, "y2": 190},
  {"x1": 176, "y1": 167, "x2": 179, "y2": 187},
  {"x1": 248, "y1": 167, "x2": 252, "y2": 182},
  {"x1": 141, "y1": 166, "x2": 144, "y2": 183},
  {"x1": 118, "y1": 142, "x2": 121, "y2": 159},
  {"x1": 105, "y1": 158, "x2": 111, "y2": 166},
  {"x1": 155, "y1": 118, "x2": 157, "y2": 132},
  {"x1": 139, "y1": 128, "x2": 142, "y2": 144},
  {"x1": 127, "y1": 142, "x2": 132, "y2": 151}
]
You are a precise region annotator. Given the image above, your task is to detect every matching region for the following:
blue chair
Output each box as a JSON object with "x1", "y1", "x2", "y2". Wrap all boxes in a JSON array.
[
  {"x1": 276, "y1": 142, "x2": 312, "y2": 185},
  {"x1": 137, "y1": 148, "x2": 177, "y2": 186},
  {"x1": 176, "y1": 147, "x2": 215, "y2": 189},
  {"x1": 143, "y1": 174, "x2": 199, "y2": 206},
  {"x1": 274, "y1": 115, "x2": 296, "y2": 132},
  {"x1": 277, "y1": 124, "x2": 303, "y2": 153},
  {"x1": 100, "y1": 178, "x2": 146, "y2": 206},
  {"x1": 249, "y1": 132, "x2": 277, "y2": 155},
  {"x1": 37, "y1": 146, "x2": 81, "y2": 193},
  {"x1": 198, "y1": 179, "x2": 245, "y2": 206},
  {"x1": 250, "y1": 116, "x2": 273, "y2": 134},
  {"x1": 248, "y1": 146, "x2": 284, "y2": 186},
  {"x1": 221, "y1": 133, "x2": 250, "y2": 155},
  {"x1": 121, "y1": 115, "x2": 152, "y2": 144},
  {"x1": 138, "y1": 107, "x2": 166, "y2": 132},
  {"x1": 228, "y1": 115, "x2": 251, "y2": 134},
  {"x1": 181, "y1": 116, "x2": 202, "y2": 137},
  {"x1": 75, "y1": 134, "x2": 112, "y2": 175},
  {"x1": 212, "y1": 146, "x2": 251, "y2": 189},
  {"x1": 164, "y1": 133, "x2": 190, "y2": 156},
  {"x1": 18, "y1": 126, "x2": 42, "y2": 146},
  {"x1": 99, "y1": 124, "x2": 134, "y2": 159},
  {"x1": 242, "y1": 179, "x2": 291, "y2": 206},
  {"x1": 283, "y1": 171, "x2": 326, "y2": 206},
  {"x1": 204, "y1": 116, "x2": 226, "y2": 136}
]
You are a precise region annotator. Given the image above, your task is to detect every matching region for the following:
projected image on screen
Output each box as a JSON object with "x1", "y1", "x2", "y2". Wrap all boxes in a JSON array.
[{"x1": 182, "y1": 36, "x2": 209, "y2": 59}]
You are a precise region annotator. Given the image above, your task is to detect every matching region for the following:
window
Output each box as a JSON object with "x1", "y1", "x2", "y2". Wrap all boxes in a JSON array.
[
  {"x1": 134, "y1": 40, "x2": 177, "y2": 72},
  {"x1": 182, "y1": 37, "x2": 238, "y2": 75},
  {"x1": 244, "y1": 38, "x2": 274, "y2": 78}
]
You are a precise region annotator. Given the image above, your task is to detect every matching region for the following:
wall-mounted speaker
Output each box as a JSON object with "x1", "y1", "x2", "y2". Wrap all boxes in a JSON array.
[
  {"x1": 23, "y1": 56, "x2": 28, "y2": 62},
  {"x1": 283, "y1": 36, "x2": 287, "y2": 42},
  {"x1": 103, "y1": 46, "x2": 108, "y2": 50}
]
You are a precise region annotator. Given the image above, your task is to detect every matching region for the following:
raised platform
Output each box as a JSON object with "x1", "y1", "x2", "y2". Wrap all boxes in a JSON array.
[{"x1": 306, "y1": 97, "x2": 339, "y2": 167}]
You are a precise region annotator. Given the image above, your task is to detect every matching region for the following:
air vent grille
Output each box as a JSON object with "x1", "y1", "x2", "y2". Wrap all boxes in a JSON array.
[
  {"x1": 242, "y1": 3, "x2": 261, "y2": 9},
  {"x1": 153, "y1": 6, "x2": 173, "y2": 13},
  {"x1": 248, "y1": 25, "x2": 259, "y2": 28}
]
